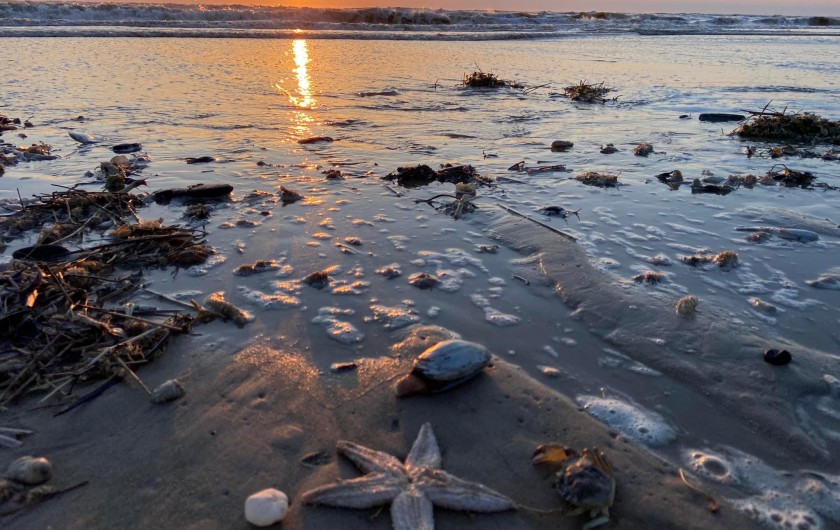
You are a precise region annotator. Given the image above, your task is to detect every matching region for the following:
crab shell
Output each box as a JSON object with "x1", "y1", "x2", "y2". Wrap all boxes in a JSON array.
[
  {"x1": 394, "y1": 339, "x2": 492, "y2": 397},
  {"x1": 556, "y1": 448, "x2": 616, "y2": 514}
]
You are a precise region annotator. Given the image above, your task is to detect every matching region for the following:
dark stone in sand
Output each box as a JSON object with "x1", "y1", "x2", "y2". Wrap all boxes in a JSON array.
[
  {"x1": 186, "y1": 156, "x2": 215, "y2": 164},
  {"x1": 302, "y1": 270, "x2": 331, "y2": 290},
  {"x1": 112, "y1": 143, "x2": 143, "y2": 154},
  {"x1": 763, "y1": 348, "x2": 792, "y2": 366},
  {"x1": 298, "y1": 136, "x2": 334, "y2": 144},
  {"x1": 551, "y1": 140, "x2": 574, "y2": 151},
  {"x1": 153, "y1": 184, "x2": 234, "y2": 204},
  {"x1": 699, "y1": 113, "x2": 746, "y2": 123}
]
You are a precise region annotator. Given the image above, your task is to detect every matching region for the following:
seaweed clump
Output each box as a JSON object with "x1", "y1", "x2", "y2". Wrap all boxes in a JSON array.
[
  {"x1": 463, "y1": 71, "x2": 523, "y2": 89},
  {"x1": 736, "y1": 110, "x2": 840, "y2": 144},
  {"x1": 563, "y1": 81, "x2": 615, "y2": 103},
  {"x1": 383, "y1": 163, "x2": 491, "y2": 188},
  {"x1": 576, "y1": 172, "x2": 619, "y2": 188}
]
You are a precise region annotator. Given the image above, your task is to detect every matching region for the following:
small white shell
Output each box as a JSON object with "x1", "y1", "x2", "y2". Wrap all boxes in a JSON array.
[
  {"x1": 6, "y1": 456, "x2": 52, "y2": 485},
  {"x1": 245, "y1": 488, "x2": 289, "y2": 527},
  {"x1": 151, "y1": 379, "x2": 185, "y2": 404}
]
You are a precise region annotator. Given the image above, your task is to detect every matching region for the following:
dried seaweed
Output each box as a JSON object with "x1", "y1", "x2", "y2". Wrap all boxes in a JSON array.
[
  {"x1": 563, "y1": 81, "x2": 615, "y2": 103},
  {"x1": 0, "y1": 188, "x2": 215, "y2": 408},
  {"x1": 462, "y1": 70, "x2": 523, "y2": 89},
  {"x1": 736, "y1": 108, "x2": 840, "y2": 144},
  {"x1": 576, "y1": 172, "x2": 619, "y2": 188}
]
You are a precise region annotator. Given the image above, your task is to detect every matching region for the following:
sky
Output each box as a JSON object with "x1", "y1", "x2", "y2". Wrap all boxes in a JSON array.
[{"x1": 236, "y1": 0, "x2": 840, "y2": 16}]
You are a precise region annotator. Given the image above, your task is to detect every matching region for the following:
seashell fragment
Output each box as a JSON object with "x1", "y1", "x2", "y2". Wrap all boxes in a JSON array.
[
  {"x1": 395, "y1": 339, "x2": 492, "y2": 397},
  {"x1": 675, "y1": 295, "x2": 698, "y2": 317},
  {"x1": 151, "y1": 379, "x2": 185, "y2": 404},
  {"x1": 244, "y1": 488, "x2": 289, "y2": 527},
  {"x1": 6, "y1": 456, "x2": 52, "y2": 485},
  {"x1": 68, "y1": 131, "x2": 96, "y2": 144}
]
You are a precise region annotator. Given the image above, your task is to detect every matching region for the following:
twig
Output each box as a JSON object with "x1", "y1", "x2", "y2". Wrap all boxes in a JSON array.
[
  {"x1": 116, "y1": 356, "x2": 151, "y2": 396},
  {"x1": 54, "y1": 374, "x2": 123, "y2": 416},
  {"x1": 383, "y1": 184, "x2": 402, "y2": 197},
  {"x1": 678, "y1": 468, "x2": 719, "y2": 513},
  {"x1": 78, "y1": 304, "x2": 187, "y2": 332},
  {"x1": 496, "y1": 204, "x2": 578, "y2": 241}
]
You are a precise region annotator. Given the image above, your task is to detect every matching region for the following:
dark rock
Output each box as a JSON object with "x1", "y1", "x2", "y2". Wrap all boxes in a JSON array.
[
  {"x1": 763, "y1": 348, "x2": 792, "y2": 366},
  {"x1": 551, "y1": 140, "x2": 574, "y2": 151},
  {"x1": 112, "y1": 143, "x2": 143, "y2": 154},
  {"x1": 302, "y1": 270, "x2": 331, "y2": 289},
  {"x1": 699, "y1": 113, "x2": 746, "y2": 123},
  {"x1": 153, "y1": 183, "x2": 234, "y2": 204},
  {"x1": 186, "y1": 156, "x2": 215, "y2": 164},
  {"x1": 298, "y1": 136, "x2": 333, "y2": 144}
]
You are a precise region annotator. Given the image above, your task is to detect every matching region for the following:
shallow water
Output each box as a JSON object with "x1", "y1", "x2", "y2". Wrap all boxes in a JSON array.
[{"x1": 2, "y1": 33, "x2": 840, "y2": 528}]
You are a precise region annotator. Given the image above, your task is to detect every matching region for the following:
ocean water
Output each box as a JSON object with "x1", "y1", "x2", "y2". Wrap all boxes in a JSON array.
[{"x1": 2, "y1": 5, "x2": 840, "y2": 528}]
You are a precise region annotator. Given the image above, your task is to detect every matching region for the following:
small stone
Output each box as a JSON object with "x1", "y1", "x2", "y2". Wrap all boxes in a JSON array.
[
  {"x1": 6, "y1": 456, "x2": 52, "y2": 485},
  {"x1": 550, "y1": 140, "x2": 574, "y2": 151},
  {"x1": 600, "y1": 143, "x2": 618, "y2": 154},
  {"x1": 763, "y1": 349, "x2": 792, "y2": 366},
  {"x1": 330, "y1": 362, "x2": 357, "y2": 372},
  {"x1": 151, "y1": 379, "x2": 185, "y2": 404},
  {"x1": 244, "y1": 488, "x2": 289, "y2": 527}
]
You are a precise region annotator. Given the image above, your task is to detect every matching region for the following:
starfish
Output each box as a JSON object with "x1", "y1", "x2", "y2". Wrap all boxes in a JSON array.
[{"x1": 301, "y1": 422, "x2": 517, "y2": 529}]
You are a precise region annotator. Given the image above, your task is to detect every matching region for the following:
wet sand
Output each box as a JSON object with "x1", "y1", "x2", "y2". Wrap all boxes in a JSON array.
[{"x1": 3, "y1": 325, "x2": 758, "y2": 529}]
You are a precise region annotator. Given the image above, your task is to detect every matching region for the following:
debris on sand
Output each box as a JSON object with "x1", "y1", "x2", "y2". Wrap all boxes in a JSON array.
[
  {"x1": 205, "y1": 291, "x2": 253, "y2": 326},
  {"x1": 633, "y1": 271, "x2": 666, "y2": 285},
  {"x1": 408, "y1": 272, "x2": 440, "y2": 290},
  {"x1": 234, "y1": 260, "x2": 282, "y2": 276},
  {"x1": 563, "y1": 81, "x2": 615, "y2": 103},
  {"x1": 655, "y1": 170, "x2": 683, "y2": 188},
  {"x1": 383, "y1": 163, "x2": 491, "y2": 188},
  {"x1": 153, "y1": 183, "x2": 234, "y2": 203},
  {"x1": 691, "y1": 178, "x2": 733, "y2": 195},
  {"x1": 576, "y1": 172, "x2": 619, "y2": 188},
  {"x1": 279, "y1": 185, "x2": 303, "y2": 203},
  {"x1": 634, "y1": 143, "x2": 654, "y2": 157},
  {"x1": 600, "y1": 143, "x2": 618, "y2": 154},
  {"x1": 0, "y1": 187, "x2": 213, "y2": 408},
  {"x1": 735, "y1": 109, "x2": 840, "y2": 144},
  {"x1": 680, "y1": 250, "x2": 739, "y2": 269},
  {"x1": 462, "y1": 70, "x2": 523, "y2": 89},
  {"x1": 698, "y1": 113, "x2": 745, "y2": 123},
  {"x1": 298, "y1": 136, "x2": 334, "y2": 144},
  {"x1": 725, "y1": 174, "x2": 758, "y2": 189},
  {"x1": 676, "y1": 295, "x2": 698, "y2": 317},
  {"x1": 758, "y1": 167, "x2": 816, "y2": 188}
]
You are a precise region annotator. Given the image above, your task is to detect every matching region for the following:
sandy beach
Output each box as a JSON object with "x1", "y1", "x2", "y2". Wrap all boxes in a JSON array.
[
  {"x1": 4, "y1": 325, "x2": 759, "y2": 529},
  {"x1": 2, "y1": 7, "x2": 840, "y2": 529}
]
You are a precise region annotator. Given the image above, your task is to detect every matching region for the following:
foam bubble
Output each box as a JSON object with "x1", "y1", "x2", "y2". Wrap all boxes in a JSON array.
[
  {"x1": 311, "y1": 313, "x2": 364, "y2": 344},
  {"x1": 238, "y1": 287, "x2": 301, "y2": 309},
  {"x1": 734, "y1": 491, "x2": 823, "y2": 530},
  {"x1": 366, "y1": 304, "x2": 421, "y2": 330},
  {"x1": 187, "y1": 254, "x2": 227, "y2": 276},
  {"x1": 576, "y1": 395, "x2": 676, "y2": 446}
]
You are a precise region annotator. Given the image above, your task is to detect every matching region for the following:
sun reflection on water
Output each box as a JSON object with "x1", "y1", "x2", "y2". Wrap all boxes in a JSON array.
[{"x1": 289, "y1": 39, "x2": 314, "y2": 109}]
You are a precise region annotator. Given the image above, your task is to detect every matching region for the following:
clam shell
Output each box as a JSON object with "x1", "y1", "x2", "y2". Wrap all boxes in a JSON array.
[{"x1": 413, "y1": 339, "x2": 491, "y2": 384}]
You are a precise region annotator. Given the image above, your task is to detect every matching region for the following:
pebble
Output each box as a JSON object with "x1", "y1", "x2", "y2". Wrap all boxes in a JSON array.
[
  {"x1": 763, "y1": 349, "x2": 792, "y2": 366},
  {"x1": 151, "y1": 379, "x2": 185, "y2": 403},
  {"x1": 550, "y1": 140, "x2": 574, "y2": 151},
  {"x1": 6, "y1": 455, "x2": 52, "y2": 485},
  {"x1": 244, "y1": 488, "x2": 289, "y2": 527}
]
